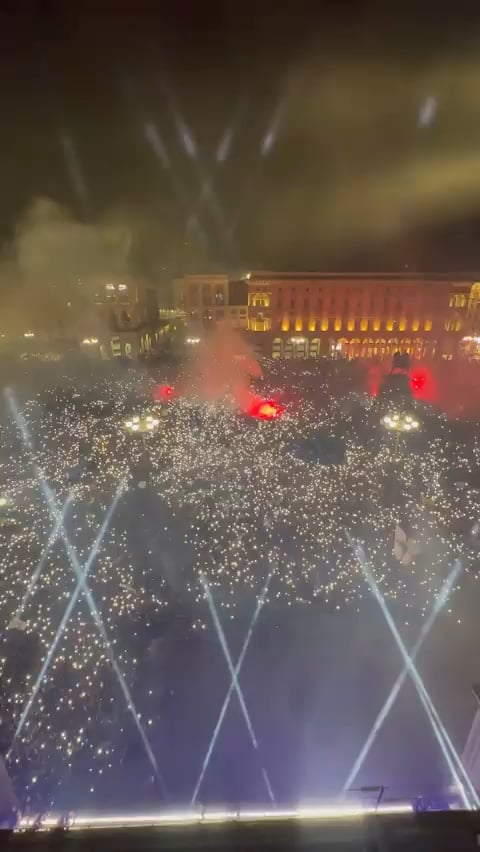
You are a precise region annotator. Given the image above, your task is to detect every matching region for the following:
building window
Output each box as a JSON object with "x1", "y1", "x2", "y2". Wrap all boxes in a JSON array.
[
  {"x1": 281, "y1": 316, "x2": 290, "y2": 332},
  {"x1": 308, "y1": 318, "x2": 316, "y2": 332},
  {"x1": 250, "y1": 293, "x2": 270, "y2": 308},
  {"x1": 347, "y1": 319, "x2": 355, "y2": 332},
  {"x1": 424, "y1": 319, "x2": 432, "y2": 331},
  {"x1": 373, "y1": 318, "x2": 380, "y2": 332},
  {"x1": 411, "y1": 319, "x2": 420, "y2": 332},
  {"x1": 455, "y1": 319, "x2": 462, "y2": 332},
  {"x1": 360, "y1": 318, "x2": 368, "y2": 332},
  {"x1": 334, "y1": 318, "x2": 342, "y2": 332},
  {"x1": 272, "y1": 338, "x2": 282, "y2": 358},
  {"x1": 386, "y1": 319, "x2": 394, "y2": 332},
  {"x1": 450, "y1": 294, "x2": 466, "y2": 308},
  {"x1": 295, "y1": 317, "x2": 303, "y2": 332},
  {"x1": 321, "y1": 318, "x2": 329, "y2": 332},
  {"x1": 189, "y1": 284, "x2": 198, "y2": 306},
  {"x1": 399, "y1": 318, "x2": 406, "y2": 332}
]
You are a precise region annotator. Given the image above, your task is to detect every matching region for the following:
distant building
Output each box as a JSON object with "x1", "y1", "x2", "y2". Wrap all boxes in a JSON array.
[
  {"x1": 173, "y1": 274, "x2": 249, "y2": 332},
  {"x1": 87, "y1": 278, "x2": 162, "y2": 359},
  {"x1": 246, "y1": 271, "x2": 480, "y2": 360},
  {"x1": 173, "y1": 271, "x2": 480, "y2": 360}
]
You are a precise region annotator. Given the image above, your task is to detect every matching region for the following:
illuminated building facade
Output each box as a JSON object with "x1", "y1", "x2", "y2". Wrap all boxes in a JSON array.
[
  {"x1": 173, "y1": 271, "x2": 480, "y2": 360},
  {"x1": 246, "y1": 272, "x2": 480, "y2": 360},
  {"x1": 92, "y1": 279, "x2": 161, "y2": 359},
  {"x1": 173, "y1": 274, "x2": 249, "y2": 331}
]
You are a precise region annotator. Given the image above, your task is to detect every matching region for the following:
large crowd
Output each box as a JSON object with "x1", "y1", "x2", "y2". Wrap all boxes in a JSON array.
[{"x1": 0, "y1": 355, "x2": 480, "y2": 815}]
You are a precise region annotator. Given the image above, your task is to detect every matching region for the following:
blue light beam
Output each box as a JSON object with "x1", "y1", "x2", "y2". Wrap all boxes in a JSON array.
[
  {"x1": 185, "y1": 98, "x2": 247, "y2": 238},
  {"x1": 6, "y1": 391, "x2": 166, "y2": 795},
  {"x1": 160, "y1": 83, "x2": 237, "y2": 254},
  {"x1": 60, "y1": 131, "x2": 91, "y2": 216},
  {"x1": 342, "y1": 559, "x2": 463, "y2": 795},
  {"x1": 347, "y1": 532, "x2": 478, "y2": 810},
  {"x1": 13, "y1": 493, "x2": 73, "y2": 623},
  {"x1": 192, "y1": 568, "x2": 273, "y2": 804},
  {"x1": 216, "y1": 98, "x2": 247, "y2": 162},
  {"x1": 199, "y1": 573, "x2": 275, "y2": 803},
  {"x1": 261, "y1": 95, "x2": 287, "y2": 157},
  {"x1": 9, "y1": 492, "x2": 122, "y2": 753}
]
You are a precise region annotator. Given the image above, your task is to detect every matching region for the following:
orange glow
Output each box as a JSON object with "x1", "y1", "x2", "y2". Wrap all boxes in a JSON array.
[
  {"x1": 308, "y1": 317, "x2": 316, "y2": 332},
  {"x1": 386, "y1": 319, "x2": 394, "y2": 332},
  {"x1": 246, "y1": 397, "x2": 284, "y2": 420},
  {"x1": 411, "y1": 319, "x2": 420, "y2": 332},
  {"x1": 347, "y1": 319, "x2": 355, "y2": 332},
  {"x1": 281, "y1": 316, "x2": 289, "y2": 332},
  {"x1": 373, "y1": 319, "x2": 380, "y2": 332},
  {"x1": 399, "y1": 318, "x2": 406, "y2": 332},
  {"x1": 424, "y1": 319, "x2": 432, "y2": 331},
  {"x1": 295, "y1": 317, "x2": 303, "y2": 332},
  {"x1": 321, "y1": 318, "x2": 329, "y2": 332},
  {"x1": 334, "y1": 318, "x2": 342, "y2": 332},
  {"x1": 360, "y1": 318, "x2": 368, "y2": 332}
]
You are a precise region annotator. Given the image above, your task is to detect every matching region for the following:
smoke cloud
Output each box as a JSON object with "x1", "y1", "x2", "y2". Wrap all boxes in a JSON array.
[
  {"x1": 182, "y1": 323, "x2": 262, "y2": 411},
  {"x1": 0, "y1": 197, "x2": 130, "y2": 338}
]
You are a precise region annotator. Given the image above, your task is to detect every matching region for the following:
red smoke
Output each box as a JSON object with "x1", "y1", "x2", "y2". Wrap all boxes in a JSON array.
[
  {"x1": 410, "y1": 366, "x2": 437, "y2": 403},
  {"x1": 183, "y1": 323, "x2": 263, "y2": 411},
  {"x1": 367, "y1": 364, "x2": 384, "y2": 397}
]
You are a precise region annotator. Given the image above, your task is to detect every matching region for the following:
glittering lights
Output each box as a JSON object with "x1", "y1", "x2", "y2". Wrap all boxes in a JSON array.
[
  {"x1": 124, "y1": 414, "x2": 160, "y2": 433},
  {"x1": 0, "y1": 356, "x2": 479, "y2": 815},
  {"x1": 381, "y1": 412, "x2": 420, "y2": 432}
]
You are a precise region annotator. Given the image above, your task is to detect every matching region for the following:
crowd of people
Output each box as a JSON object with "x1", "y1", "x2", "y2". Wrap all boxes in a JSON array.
[{"x1": 0, "y1": 354, "x2": 479, "y2": 815}]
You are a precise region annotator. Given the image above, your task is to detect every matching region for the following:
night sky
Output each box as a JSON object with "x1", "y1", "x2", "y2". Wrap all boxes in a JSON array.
[{"x1": 1, "y1": 2, "x2": 480, "y2": 272}]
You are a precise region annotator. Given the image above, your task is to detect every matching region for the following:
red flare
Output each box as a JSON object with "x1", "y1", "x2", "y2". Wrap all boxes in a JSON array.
[
  {"x1": 247, "y1": 397, "x2": 284, "y2": 420},
  {"x1": 154, "y1": 384, "x2": 175, "y2": 402}
]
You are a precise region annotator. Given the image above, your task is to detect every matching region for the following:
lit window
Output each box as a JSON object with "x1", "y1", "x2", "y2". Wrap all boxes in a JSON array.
[
  {"x1": 424, "y1": 319, "x2": 432, "y2": 331},
  {"x1": 295, "y1": 317, "x2": 303, "y2": 332},
  {"x1": 321, "y1": 318, "x2": 329, "y2": 332},
  {"x1": 281, "y1": 316, "x2": 290, "y2": 332},
  {"x1": 411, "y1": 320, "x2": 419, "y2": 332},
  {"x1": 334, "y1": 318, "x2": 342, "y2": 332},
  {"x1": 347, "y1": 319, "x2": 355, "y2": 332},
  {"x1": 386, "y1": 320, "x2": 394, "y2": 332},
  {"x1": 399, "y1": 318, "x2": 406, "y2": 332},
  {"x1": 360, "y1": 318, "x2": 368, "y2": 332},
  {"x1": 455, "y1": 319, "x2": 462, "y2": 332},
  {"x1": 373, "y1": 319, "x2": 380, "y2": 332},
  {"x1": 308, "y1": 318, "x2": 316, "y2": 332}
]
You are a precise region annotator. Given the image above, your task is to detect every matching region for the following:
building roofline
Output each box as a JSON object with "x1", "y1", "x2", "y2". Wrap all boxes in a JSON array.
[{"x1": 244, "y1": 271, "x2": 476, "y2": 282}]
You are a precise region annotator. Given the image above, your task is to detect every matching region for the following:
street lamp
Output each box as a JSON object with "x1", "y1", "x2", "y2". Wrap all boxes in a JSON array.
[
  {"x1": 381, "y1": 411, "x2": 420, "y2": 432},
  {"x1": 124, "y1": 414, "x2": 160, "y2": 434}
]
